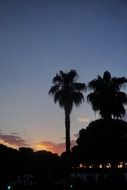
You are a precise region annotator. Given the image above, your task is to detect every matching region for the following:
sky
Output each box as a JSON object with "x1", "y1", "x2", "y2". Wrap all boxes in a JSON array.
[{"x1": 0, "y1": 0, "x2": 127, "y2": 155}]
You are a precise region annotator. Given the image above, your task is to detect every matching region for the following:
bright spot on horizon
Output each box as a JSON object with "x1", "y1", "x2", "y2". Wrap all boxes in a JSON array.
[{"x1": 35, "y1": 143, "x2": 51, "y2": 152}]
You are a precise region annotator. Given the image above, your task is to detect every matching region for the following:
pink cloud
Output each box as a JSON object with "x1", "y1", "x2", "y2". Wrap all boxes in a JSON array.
[{"x1": 0, "y1": 132, "x2": 28, "y2": 147}]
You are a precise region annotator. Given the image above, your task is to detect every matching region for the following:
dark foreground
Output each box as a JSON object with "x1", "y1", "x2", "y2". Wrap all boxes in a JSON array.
[{"x1": 2, "y1": 169, "x2": 127, "y2": 190}]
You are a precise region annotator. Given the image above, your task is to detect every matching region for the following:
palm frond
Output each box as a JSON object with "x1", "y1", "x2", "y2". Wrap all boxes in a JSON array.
[
  {"x1": 112, "y1": 77, "x2": 127, "y2": 90},
  {"x1": 48, "y1": 85, "x2": 59, "y2": 95},
  {"x1": 87, "y1": 71, "x2": 127, "y2": 118},
  {"x1": 68, "y1": 69, "x2": 78, "y2": 82},
  {"x1": 103, "y1": 71, "x2": 111, "y2": 83},
  {"x1": 49, "y1": 69, "x2": 86, "y2": 113},
  {"x1": 73, "y1": 83, "x2": 86, "y2": 91},
  {"x1": 73, "y1": 92, "x2": 84, "y2": 107},
  {"x1": 54, "y1": 91, "x2": 63, "y2": 104},
  {"x1": 88, "y1": 78, "x2": 103, "y2": 91},
  {"x1": 52, "y1": 74, "x2": 62, "y2": 84}
]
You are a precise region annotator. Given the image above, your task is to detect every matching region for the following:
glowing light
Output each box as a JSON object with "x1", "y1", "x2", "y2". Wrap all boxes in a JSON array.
[
  {"x1": 106, "y1": 163, "x2": 111, "y2": 168},
  {"x1": 7, "y1": 185, "x2": 11, "y2": 190},
  {"x1": 79, "y1": 163, "x2": 86, "y2": 168},
  {"x1": 117, "y1": 162, "x2": 123, "y2": 168},
  {"x1": 99, "y1": 164, "x2": 102, "y2": 168},
  {"x1": 70, "y1": 184, "x2": 73, "y2": 188}
]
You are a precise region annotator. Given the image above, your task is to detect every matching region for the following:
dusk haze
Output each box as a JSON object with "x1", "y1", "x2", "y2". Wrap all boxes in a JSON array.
[{"x1": 0, "y1": 0, "x2": 127, "y2": 155}]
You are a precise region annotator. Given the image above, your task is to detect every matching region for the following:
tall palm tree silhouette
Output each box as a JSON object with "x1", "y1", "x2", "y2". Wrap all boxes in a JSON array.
[
  {"x1": 87, "y1": 71, "x2": 127, "y2": 119},
  {"x1": 49, "y1": 70, "x2": 86, "y2": 154}
]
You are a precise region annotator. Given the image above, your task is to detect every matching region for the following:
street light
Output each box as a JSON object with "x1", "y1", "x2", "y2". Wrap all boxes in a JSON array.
[{"x1": 7, "y1": 185, "x2": 11, "y2": 190}]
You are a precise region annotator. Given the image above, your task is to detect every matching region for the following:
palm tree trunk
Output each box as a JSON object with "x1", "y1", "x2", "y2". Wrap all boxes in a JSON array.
[
  {"x1": 64, "y1": 109, "x2": 72, "y2": 190},
  {"x1": 65, "y1": 110, "x2": 71, "y2": 155}
]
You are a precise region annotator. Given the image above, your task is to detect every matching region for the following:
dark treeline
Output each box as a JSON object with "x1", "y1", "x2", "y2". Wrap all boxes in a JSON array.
[{"x1": 0, "y1": 144, "x2": 66, "y2": 189}]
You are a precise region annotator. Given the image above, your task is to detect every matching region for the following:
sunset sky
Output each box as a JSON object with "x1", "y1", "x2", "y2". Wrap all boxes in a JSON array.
[{"x1": 0, "y1": 0, "x2": 127, "y2": 155}]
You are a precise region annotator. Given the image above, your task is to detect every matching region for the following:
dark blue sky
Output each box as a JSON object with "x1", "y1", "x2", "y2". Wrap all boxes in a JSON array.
[{"x1": 0, "y1": 0, "x2": 127, "y2": 154}]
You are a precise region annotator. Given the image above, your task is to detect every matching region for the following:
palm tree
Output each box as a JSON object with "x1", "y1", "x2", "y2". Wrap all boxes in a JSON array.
[
  {"x1": 49, "y1": 70, "x2": 86, "y2": 155},
  {"x1": 87, "y1": 71, "x2": 127, "y2": 119}
]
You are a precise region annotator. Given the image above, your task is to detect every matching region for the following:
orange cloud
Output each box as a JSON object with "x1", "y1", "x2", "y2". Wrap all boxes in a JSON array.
[
  {"x1": 35, "y1": 140, "x2": 76, "y2": 155},
  {"x1": 0, "y1": 131, "x2": 77, "y2": 155}
]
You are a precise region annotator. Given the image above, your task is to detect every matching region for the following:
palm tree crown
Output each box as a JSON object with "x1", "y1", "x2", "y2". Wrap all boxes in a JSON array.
[
  {"x1": 87, "y1": 71, "x2": 127, "y2": 119},
  {"x1": 49, "y1": 69, "x2": 86, "y2": 154}
]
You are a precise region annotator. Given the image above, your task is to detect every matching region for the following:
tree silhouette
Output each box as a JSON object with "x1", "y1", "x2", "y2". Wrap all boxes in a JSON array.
[
  {"x1": 71, "y1": 71, "x2": 127, "y2": 169},
  {"x1": 0, "y1": 144, "x2": 64, "y2": 189},
  {"x1": 49, "y1": 70, "x2": 86, "y2": 155},
  {"x1": 72, "y1": 119, "x2": 127, "y2": 168},
  {"x1": 87, "y1": 71, "x2": 127, "y2": 119}
]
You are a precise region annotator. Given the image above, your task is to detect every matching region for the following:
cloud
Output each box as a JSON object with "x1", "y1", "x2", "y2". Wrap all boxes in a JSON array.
[
  {"x1": 0, "y1": 132, "x2": 28, "y2": 148},
  {"x1": 35, "y1": 140, "x2": 76, "y2": 155},
  {"x1": 77, "y1": 117, "x2": 90, "y2": 123},
  {"x1": 11, "y1": 132, "x2": 18, "y2": 135},
  {"x1": 35, "y1": 141, "x2": 65, "y2": 155}
]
